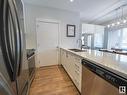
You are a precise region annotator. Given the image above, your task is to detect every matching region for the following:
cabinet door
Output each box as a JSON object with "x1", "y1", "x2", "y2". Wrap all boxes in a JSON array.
[
  {"x1": 65, "y1": 53, "x2": 73, "y2": 78},
  {"x1": 95, "y1": 25, "x2": 104, "y2": 33},
  {"x1": 73, "y1": 56, "x2": 82, "y2": 92},
  {"x1": 63, "y1": 51, "x2": 67, "y2": 71},
  {"x1": 82, "y1": 24, "x2": 95, "y2": 34},
  {"x1": 68, "y1": 53, "x2": 75, "y2": 79},
  {"x1": 61, "y1": 50, "x2": 67, "y2": 69}
]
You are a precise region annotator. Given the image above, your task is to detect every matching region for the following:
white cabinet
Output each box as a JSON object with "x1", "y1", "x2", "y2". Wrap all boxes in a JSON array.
[
  {"x1": 61, "y1": 49, "x2": 67, "y2": 71},
  {"x1": 82, "y1": 23, "x2": 104, "y2": 34},
  {"x1": 60, "y1": 49, "x2": 82, "y2": 92},
  {"x1": 66, "y1": 53, "x2": 74, "y2": 79},
  {"x1": 72, "y1": 55, "x2": 82, "y2": 92},
  {"x1": 95, "y1": 25, "x2": 104, "y2": 33},
  {"x1": 82, "y1": 24, "x2": 95, "y2": 34}
]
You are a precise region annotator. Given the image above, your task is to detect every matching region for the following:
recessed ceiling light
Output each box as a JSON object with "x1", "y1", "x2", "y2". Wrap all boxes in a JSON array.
[
  {"x1": 123, "y1": 20, "x2": 127, "y2": 23},
  {"x1": 117, "y1": 21, "x2": 120, "y2": 25},
  {"x1": 70, "y1": 0, "x2": 74, "y2": 2},
  {"x1": 112, "y1": 23, "x2": 115, "y2": 26},
  {"x1": 107, "y1": 25, "x2": 110, "y2": 28}
]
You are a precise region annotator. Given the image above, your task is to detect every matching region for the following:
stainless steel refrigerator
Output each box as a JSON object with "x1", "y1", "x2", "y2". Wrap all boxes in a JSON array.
[{"x1": 0, "y1": 0, "x2": 29, "y2": 95}]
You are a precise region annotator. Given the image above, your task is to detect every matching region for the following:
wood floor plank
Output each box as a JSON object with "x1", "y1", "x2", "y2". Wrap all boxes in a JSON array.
[{"x1": 29, "y1": 65, "x2": 80, "y2": 95}]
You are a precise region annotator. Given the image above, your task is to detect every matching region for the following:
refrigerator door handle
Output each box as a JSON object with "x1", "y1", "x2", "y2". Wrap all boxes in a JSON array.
[
  {"x1": 1, "y1": 0, "x2": 21, "y2": 81},
  {"x1": 8, "y1": 0, "x2": 22, "y2": 77},
  {"x1": 17, "y1": 26, "x2": 22, "y2": 77},
  {"x1": 11, "y1": 0, "x2": 22, "y2": 77},
  {"x1": 17, "y1": 18, "x2": 22, "y2": 77},
  {"x1": 8, "y1": 8, "x2": 19, "y2": 81},
  {"x1": 1, "y1": 0, "x2": 15, "y2": 81}
]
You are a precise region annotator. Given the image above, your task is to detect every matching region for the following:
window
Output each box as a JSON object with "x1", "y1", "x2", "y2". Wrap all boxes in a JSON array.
[
  {"x1": 81, "y1": 36, "x2": 85, "y2": 45},
  {"x1": 88, "y1": 35, "x2": 92, "y2": 47},
  {"x1": 108, "y1": 30, "x2": 121, "y2": 49},
  {"x1": 108, "y1": 28, "x2": 127, "y2": 50},
  {"x1": 94, "y1": 32, "x2": 104, "y2": 48},
  {"x1": 121, "y1": 28, "x2": 127, "y2": 49}
]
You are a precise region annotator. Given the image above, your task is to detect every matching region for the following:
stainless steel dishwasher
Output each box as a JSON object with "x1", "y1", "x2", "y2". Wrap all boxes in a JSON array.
[{"x1": 82, "y1": 59, "x2": 127, "y2": 95}]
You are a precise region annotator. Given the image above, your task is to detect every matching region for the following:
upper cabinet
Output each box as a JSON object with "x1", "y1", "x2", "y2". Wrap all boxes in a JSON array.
[
  {"x1": 82, "y1": 23, "x2": 104, "y2": 34},
  {"x1": 95, "y1": 25, "x2": 104, "y2": 33},
  {"x1": 81, "y1": 23, "x2": 105, "y2": 48},
  {"x1": 82, "y1": 24, "x2": 95, "y2": 34}
]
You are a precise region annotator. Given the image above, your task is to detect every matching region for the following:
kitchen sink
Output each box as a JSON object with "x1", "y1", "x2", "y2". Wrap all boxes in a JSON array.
[{"x1": 69, "y1": 49, "x2": 87, "y2": 52}]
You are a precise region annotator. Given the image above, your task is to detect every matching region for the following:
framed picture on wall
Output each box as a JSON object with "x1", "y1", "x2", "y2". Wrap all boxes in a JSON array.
[{"x1": 67, "y1": 24, "x2": 76, "y2": 37}]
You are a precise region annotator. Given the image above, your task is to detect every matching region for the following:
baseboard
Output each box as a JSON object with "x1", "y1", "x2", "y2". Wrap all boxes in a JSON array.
[{"x1": 37, "y1": 64, "x2": 62, "y2": 69}]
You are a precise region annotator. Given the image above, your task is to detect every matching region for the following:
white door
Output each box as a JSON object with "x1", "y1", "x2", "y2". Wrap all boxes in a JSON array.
[{"x1": 36, "y1": 20, "x2": 59, "y2": 67}]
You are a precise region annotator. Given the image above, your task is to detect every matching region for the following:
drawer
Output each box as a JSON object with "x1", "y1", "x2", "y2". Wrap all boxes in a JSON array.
[
  {"x1": 74, "y1": 58, "x2": 81, "y2": 67},
  {"x1": 74, "y1": 70, "x2": 81, "y2": 79},
  {"x1": 74, "y1": 63, "x2": 81, "y2": 71},
  {"x1": 75, "y1": 71, "x2": 81, "y2": 79}
]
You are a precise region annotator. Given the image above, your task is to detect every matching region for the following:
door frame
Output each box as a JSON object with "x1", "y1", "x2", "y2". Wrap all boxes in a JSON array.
[{"x1": 35, "y1": 18, "x2": 61, "y2": 67}]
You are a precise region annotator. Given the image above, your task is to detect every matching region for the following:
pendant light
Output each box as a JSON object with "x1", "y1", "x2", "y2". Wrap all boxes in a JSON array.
[
  {"x1": 70, "y1": 0, "x2": 74, "y2": 2},
  {"x1": 116, "y1": 8, "x2": 120, "y2": 25},
  {"x1": 107, "y1": 4, "x2": 127, "y2": 28}
]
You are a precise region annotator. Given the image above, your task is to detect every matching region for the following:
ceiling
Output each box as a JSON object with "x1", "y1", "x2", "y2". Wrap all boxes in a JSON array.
[{"x1": 23, "y1": 0, "x2": 127, "y2": 25}]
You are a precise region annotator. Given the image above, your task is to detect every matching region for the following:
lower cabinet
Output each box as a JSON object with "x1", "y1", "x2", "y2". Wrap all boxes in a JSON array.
[
  {"x1": 72, "y1": 55, "x2": 82, "y2": 92},
  {"x1": 60, "y1": 49, "x2": 82, "y2": 92}
]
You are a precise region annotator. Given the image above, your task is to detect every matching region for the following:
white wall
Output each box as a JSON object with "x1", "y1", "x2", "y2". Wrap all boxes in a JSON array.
[{"x1": 24, "y1": 4, "x2": 81, "y2": 49}]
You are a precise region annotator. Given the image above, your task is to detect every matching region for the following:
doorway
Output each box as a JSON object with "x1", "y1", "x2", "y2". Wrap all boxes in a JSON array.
[{"x1": 36, "y1": 19, "x2": 59, "y2": 67}]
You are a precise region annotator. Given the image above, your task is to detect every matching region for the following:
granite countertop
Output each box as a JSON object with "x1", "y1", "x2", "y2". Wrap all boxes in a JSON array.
[{"x1": 61, "y1": 48, "x2": 127, "y2": 79}]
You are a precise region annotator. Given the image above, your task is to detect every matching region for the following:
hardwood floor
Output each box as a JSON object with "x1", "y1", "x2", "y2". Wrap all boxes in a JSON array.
[{"x1": 29, "y1": 65, "x2": 80, "y2": 95}]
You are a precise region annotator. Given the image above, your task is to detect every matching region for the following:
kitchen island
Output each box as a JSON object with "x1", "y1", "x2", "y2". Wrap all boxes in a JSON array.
[
  {"x1": 60, "y1": 48, "x2": 127, "y2": 94},
  {"x1": 60, "y1": 48, "x2": 127, "y2": 79}
]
